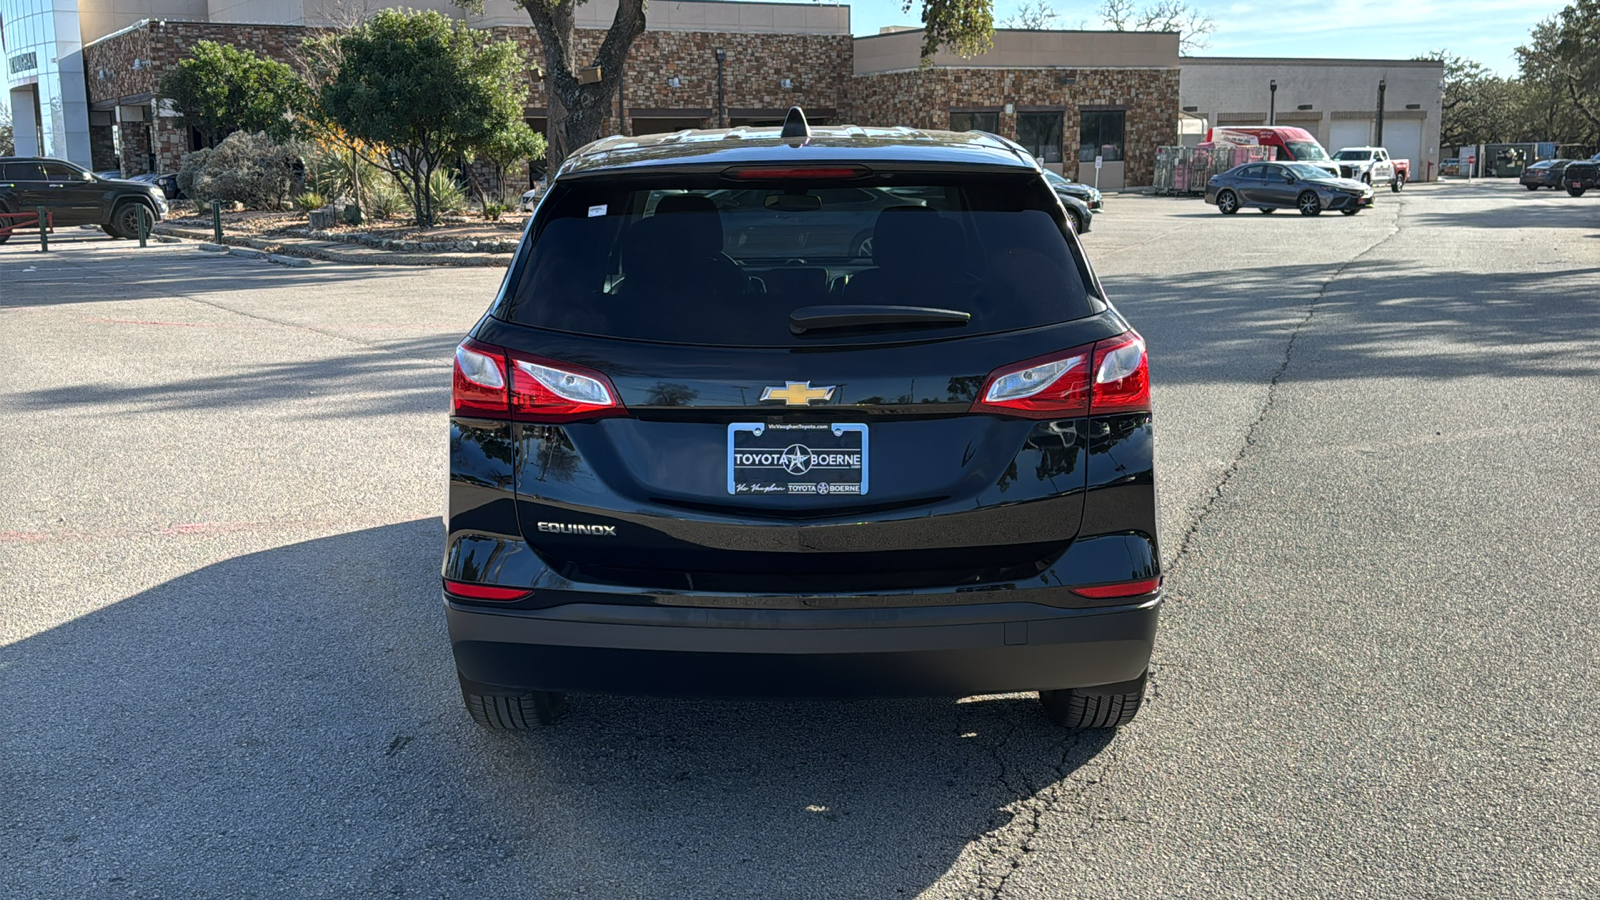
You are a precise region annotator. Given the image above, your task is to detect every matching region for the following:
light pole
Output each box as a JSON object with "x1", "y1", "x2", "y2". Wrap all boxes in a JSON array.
[
  {"x1": 714, "y1": 47, "x2": 726, "y2": 128},
  {"x1": 1269, "y1": 79, "x2": 1277, "y2": 126},
  {"x1": 1375, "y1": 77, "x2": 1387, "y2": 146}
]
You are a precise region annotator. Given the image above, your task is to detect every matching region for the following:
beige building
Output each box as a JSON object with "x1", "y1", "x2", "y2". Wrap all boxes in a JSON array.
[{"x1": 1180, "y1": 57, "x2": 1446, "y2": 181}]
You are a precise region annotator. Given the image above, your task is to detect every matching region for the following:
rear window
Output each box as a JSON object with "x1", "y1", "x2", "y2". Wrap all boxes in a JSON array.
[{"x1": 500, "y1": 171, "x2": 1099, "y2": 346}]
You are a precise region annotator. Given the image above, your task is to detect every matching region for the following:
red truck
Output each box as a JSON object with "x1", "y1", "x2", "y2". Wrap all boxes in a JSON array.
[{"x1": 1205, "y1": 126, "x2": 1340, "y2": 177}]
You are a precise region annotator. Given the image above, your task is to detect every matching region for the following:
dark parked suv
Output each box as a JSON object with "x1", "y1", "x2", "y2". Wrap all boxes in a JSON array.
[
  {"x1": 0, "y1": 156, "x2": 167, "y2": 242},
  {"x1": 445, "y1": 110, "x2": 1160, "y2": 729}
]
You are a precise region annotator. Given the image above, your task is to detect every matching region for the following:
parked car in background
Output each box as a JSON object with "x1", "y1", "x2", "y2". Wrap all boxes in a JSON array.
[
  {"x1": 1043, "y1": 170, "x2": 1103, "y2": 212},
  {"x1": 130, "y1": 172, "x2": 185, "y2": 201},
  {"x1": 0, "y1": 156, "x2": 167, "y2": 242},
  {"x1": 1206, "y1": 126, "x2": 1340, "y2": 177},
  {"x1": 1332, "y1": 146, "x2": 1409, "y2": 191},
  {"x1": 1519, "y1": 160, "x2": 1571, "y2": 190},
  {"x1": 1562, "y1": 160, "x2": 1598, "y2": 196},
  {"x1": 444, "y1": 111, "x2": 1159, "y2": 730},
  {"x1": 1206, "y1": 161, "x2": 1374, "y2": 216},
  {"x1": 1440, "y1": 158, "x2": 1461, "y2": 177}
]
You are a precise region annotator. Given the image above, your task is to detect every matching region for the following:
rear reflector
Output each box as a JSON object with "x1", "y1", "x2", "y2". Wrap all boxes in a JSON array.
[
  {"x1": 443, "y1": 579, "x2": 532, "y2": 602},
  {"x1": 1071, "y1": 578, "x2": 1161, "y2": 600}
]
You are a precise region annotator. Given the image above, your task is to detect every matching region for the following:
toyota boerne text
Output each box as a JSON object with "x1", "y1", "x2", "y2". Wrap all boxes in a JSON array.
[{"x1": 444, "y1": 108, "x2": 1161, "y2": 729}]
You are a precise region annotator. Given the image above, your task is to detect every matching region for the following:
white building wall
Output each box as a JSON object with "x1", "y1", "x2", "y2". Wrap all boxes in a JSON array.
[
  {"x1": 3, "y1": 0, "x2": 94, "y2": 166},
  {"x1": 1180, "y1": 57, "x2": 1445, "y2": 180}
]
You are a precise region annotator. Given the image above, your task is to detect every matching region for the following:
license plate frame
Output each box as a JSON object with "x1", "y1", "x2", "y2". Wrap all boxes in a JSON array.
[{"x1": 727, "y1": 422, "x2": 868, "y2": 496}]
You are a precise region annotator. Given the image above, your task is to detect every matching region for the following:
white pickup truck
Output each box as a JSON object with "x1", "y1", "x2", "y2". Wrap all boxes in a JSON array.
[{"x1": 1331, "y1": 147, "x2": 1409, "y2": 191}]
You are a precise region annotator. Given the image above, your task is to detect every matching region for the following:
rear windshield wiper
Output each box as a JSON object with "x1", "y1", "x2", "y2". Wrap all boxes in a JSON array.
[{"x1": 789, "y1": 305, "x2": 971, "y2": 335}]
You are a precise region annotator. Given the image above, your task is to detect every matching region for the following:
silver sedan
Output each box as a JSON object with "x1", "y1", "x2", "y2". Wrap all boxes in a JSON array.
[{"x1": 1205, "y1": 161, "x2": 1375, "y2": 216}]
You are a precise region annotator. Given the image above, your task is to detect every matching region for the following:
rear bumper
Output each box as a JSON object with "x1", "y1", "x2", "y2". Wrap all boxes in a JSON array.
[{"x1": 448, "y1": 595, "x2": 1160, "y2": 698}]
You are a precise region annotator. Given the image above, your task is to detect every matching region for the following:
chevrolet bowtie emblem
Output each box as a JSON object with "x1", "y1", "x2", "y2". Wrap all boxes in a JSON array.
[{"x1": 761, "y1": 381, "x2": 836, "y2": 406}]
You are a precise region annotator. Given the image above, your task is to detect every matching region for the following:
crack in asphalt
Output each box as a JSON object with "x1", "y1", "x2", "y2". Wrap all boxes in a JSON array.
[
  {"x1": 982, "y1": 197, "x2": 1410, "y2": 899},
  {"x1": 1161, "y1": 199, "x2": 1408, "y2": 583}
]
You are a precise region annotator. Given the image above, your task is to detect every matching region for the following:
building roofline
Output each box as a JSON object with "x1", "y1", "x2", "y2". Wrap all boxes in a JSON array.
[
  {"x1": 1181, "y1": 56, "x2": 1444, "y2": 68},
  {"x1": 855, "y1": 26, "x2": 1178, "y2": 42}
]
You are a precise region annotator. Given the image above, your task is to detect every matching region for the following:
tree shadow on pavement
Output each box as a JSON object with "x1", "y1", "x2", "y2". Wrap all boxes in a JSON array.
[
  {"x1": 1110, "y1": 260, "x2": 1600, "y2": 387},
  {"x1": 0, "y1": 520, "x2": 1119, "y2": 899}
]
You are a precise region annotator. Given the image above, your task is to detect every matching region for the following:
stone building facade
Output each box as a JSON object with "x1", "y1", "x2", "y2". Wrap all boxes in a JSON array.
[{"x1": 78, "y1": 7, "x2": 1183, "y2": 187}]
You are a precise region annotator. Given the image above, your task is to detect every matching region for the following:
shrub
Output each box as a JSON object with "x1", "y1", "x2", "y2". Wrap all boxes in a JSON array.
[
  {"x1": 364, "y1": 178, "x2": 410, "y2": 220},
  {"x1": 341, "y1": 204, "x2": 363, "y2": 226},
  {"x1": 295, "y1": 191, "x2": 327, "y2": 212},
  {"x1": 482, "y1": 201, "x2": 508, "y2": 222},
  {"x1": 180, "y1": 131, "x2": 304, "y2": 210},
  {"x1": 428, "y1": 169, "x2": 467, "y2": 215}
]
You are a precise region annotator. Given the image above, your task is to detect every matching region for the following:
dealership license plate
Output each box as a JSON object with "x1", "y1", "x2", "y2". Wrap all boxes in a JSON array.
[{"x1": 728, "y1": 423, "x2": 868, "y2": 496}]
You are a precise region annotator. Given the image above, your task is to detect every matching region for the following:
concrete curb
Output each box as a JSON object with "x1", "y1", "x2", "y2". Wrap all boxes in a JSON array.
[
  {"x1": 268, "y1": 253, "x2": 313, "y2": 268},
  {"x1": 154, "y1": 224, "x2": 513, "y2": 268},
  {"x1": 198, "y1": 242, "x2": 227, "y2": 252},
  {"x1": 227, "y1": 247, "x2": 268, "y2": 260}
]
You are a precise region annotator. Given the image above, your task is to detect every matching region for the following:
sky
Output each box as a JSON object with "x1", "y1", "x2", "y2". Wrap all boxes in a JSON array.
[{"x1": 833, "y1": 0, "x2": 1572, "y2": 75}]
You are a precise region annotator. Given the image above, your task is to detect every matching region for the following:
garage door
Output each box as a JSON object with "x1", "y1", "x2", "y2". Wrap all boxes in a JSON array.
[
  {"x1": 1328, "y1": 120, "x2": 1371, "y2": 154},
  {"x1": 1381, "y1": 119, "x2": 1424, "y2": 175}
]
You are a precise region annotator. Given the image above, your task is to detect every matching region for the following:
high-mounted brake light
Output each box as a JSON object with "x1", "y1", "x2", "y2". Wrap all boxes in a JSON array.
[
  {"x1": 969, "y1": 331, "x2": 1150, "y2": 419},
  {"x1": 451, "y1": 339, "x2": 625, "y2": 423},
  {"x1": 444, "y1": 579, "x2": 532, "y2": 602},
  {"x1": 1071, "y1": 577, "x2": 1161, "y2": 600},
  {"x1": 723, "y1": 165, "x2": 871, "y2": 180}
]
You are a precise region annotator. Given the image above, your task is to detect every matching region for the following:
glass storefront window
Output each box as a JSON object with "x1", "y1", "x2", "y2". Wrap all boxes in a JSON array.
[
  {"x1": 1016, "y1": 111, "x2": 1064, "y2": 163},
  {"x1": 1079, "y1": 111, "x2": 1125, "y2": 163},
  {"x1": 949, "y1": 111, "x2": 999, "y2": 133}
]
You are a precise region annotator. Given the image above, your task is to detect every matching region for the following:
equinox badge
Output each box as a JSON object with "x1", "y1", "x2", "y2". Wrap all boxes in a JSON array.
[
  {"x1": 760, "y1": 381, "x2": 836, "y2": 406},
  {"x1": 537, "y1": 522, "x2": 617, "y2": 536}
]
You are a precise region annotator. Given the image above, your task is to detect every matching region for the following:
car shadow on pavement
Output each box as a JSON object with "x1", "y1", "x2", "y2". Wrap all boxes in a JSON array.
[{"x1": 0, "y1": 519, "x2": 1119, "y2": 898}]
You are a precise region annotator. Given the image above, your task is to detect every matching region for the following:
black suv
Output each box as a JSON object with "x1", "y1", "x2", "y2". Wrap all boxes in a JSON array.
[
  {"x1": 1562, "y1": 160, "x2": 1598, "y2": 196},
  {"x1": 445, "y1": 110, "x2": 1160, "y2": 729},
  {"x1": 0, "y1": 156, "x2": 168, "y2": 242}
]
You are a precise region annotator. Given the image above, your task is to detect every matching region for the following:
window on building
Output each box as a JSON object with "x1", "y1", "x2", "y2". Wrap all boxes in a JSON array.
[
  {"x1": 950, "y1": 111, "x2": 999, "y2": 133},
  {"x1": 1015, "y1": 111, "x2": 1064, "y2": 163},
  {"x1": 1079, "y1": 110, "x2": 1125, "y2": 163}
]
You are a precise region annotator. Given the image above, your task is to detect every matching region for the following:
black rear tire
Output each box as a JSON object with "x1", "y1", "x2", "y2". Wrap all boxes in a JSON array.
[
  {"x1": 1525, "y1": 183, "x2": 1539, "y2": 191},
  {"x1": 1258, "y1": 207, "x2": 1275, "y2": 214},
  {"x1": 1392, "y1": 173, "x2": 1405, "y2": 192},
  {"x1": 1569, "y1": 186, "x2": 1587, "y2": 197},
  {"x1": 1039, "y1": 670, "x2": 1146, "y2": 728},
  {"x1": 460, "y1": 676, "x2": 566, "y2": 729}
]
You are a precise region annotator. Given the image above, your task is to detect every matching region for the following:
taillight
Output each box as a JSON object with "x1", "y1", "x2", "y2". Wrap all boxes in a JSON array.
[
  {"x1": 451, "y1": 339, "x2": 624, "y2": 423},
  {"x1": 969, "y1": 331, "x2": 1151, "y2": 419},
  {"x1": 510, "y1": 355, "x2": 624, "y2": 422},
  {"x1": 452, "y1": 338, "x2": 509, "y2": 417},
  {"x1": 1089, "y1": 333, "x2": 1150, "y2": 413},
  {"x1": 1071, "y1": 577, "x2": 1161, "y2": 600},
  {"x1": 443, "y1": 579, "x2": 532, "y2": 602},
  {"x1": 970, "y1": 345, "x2": 1093, "y2": 418}
]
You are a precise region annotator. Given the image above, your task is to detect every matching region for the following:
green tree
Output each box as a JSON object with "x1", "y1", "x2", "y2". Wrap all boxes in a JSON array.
[
  {"x1": 460, "y1": 0, "x2": 995, "y2": 169},
  {"x1": 318, "y1": 9, "x2": 534, "y2": 227},
  {"x1": 158, "y1": 41, "x2": 305, "y2": 147},
  {"x1": 1520, "y1": 0, "x2": 1600, "y2": 138},
  {"x1": 1417, "y1": 50, "x2": 1526, "y2": 150}
]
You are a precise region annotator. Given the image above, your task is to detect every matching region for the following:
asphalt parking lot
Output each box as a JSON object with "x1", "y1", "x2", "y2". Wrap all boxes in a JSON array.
[{"x1": 3, "y1": 180, "x2": 1597, "y2": 898}]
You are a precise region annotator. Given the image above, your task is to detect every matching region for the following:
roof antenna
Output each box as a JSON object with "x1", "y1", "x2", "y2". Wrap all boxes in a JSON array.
[{"x1": 780, "y1": 106, "x2": 811, "y2": 140}]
